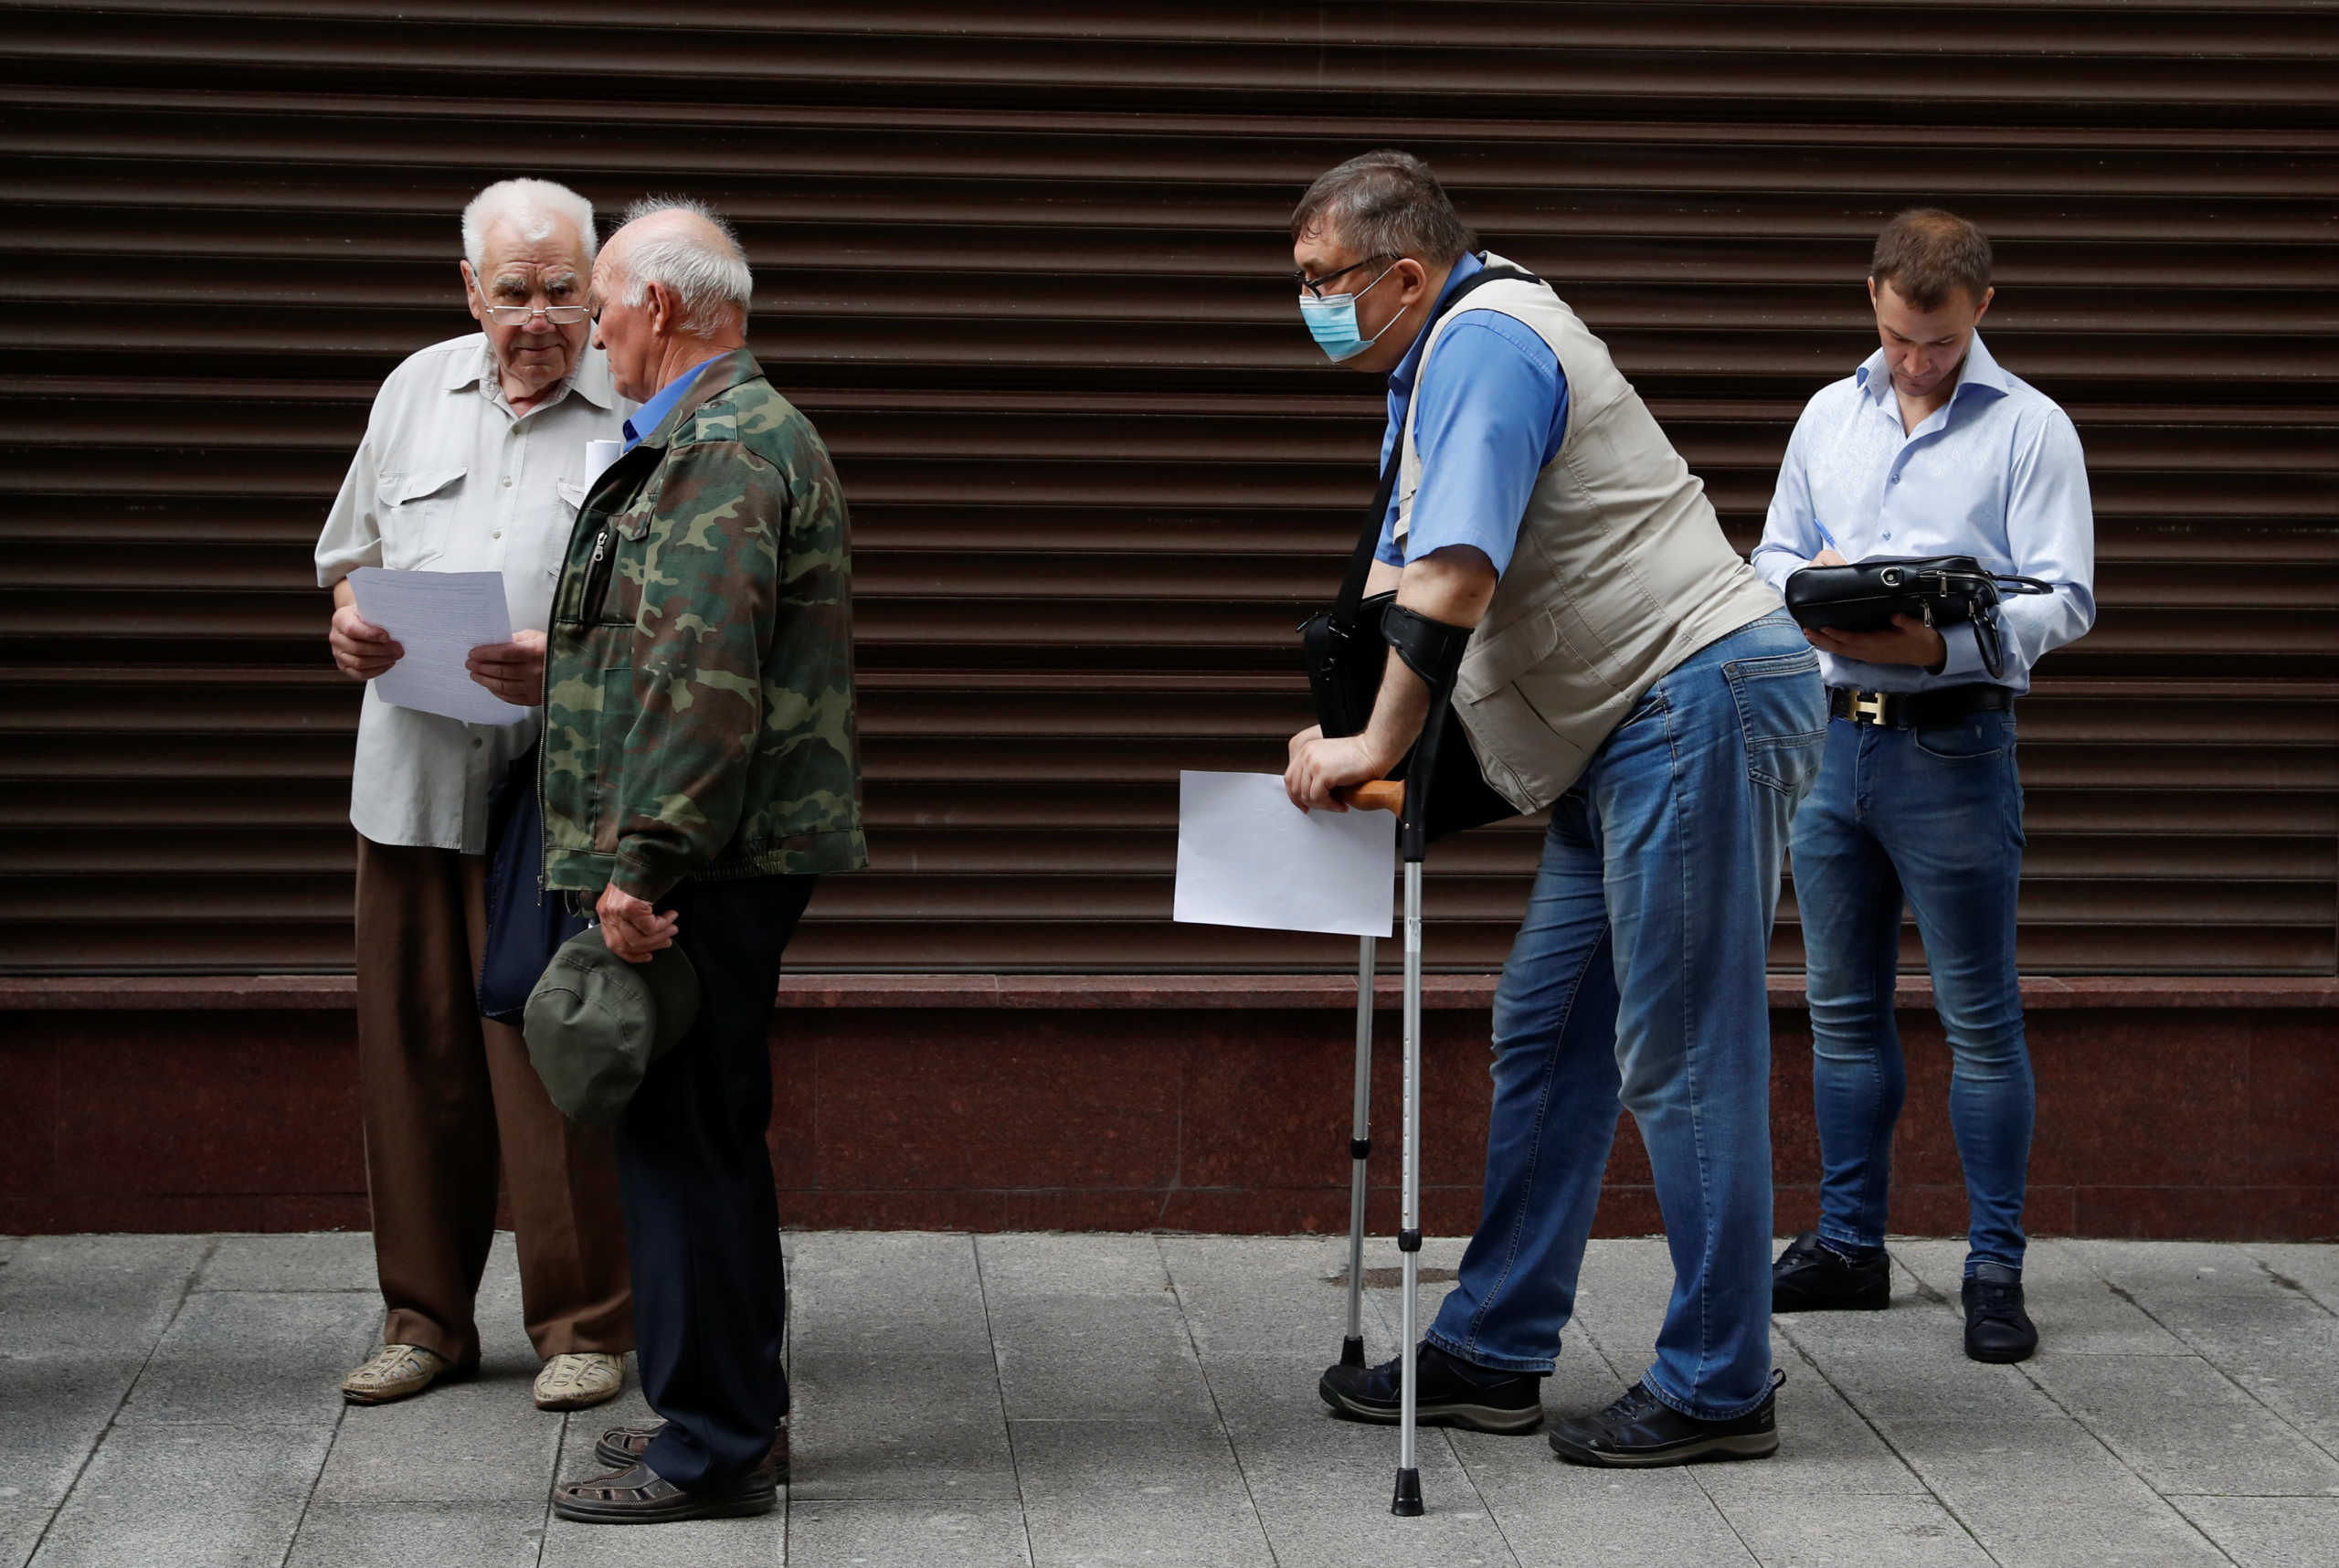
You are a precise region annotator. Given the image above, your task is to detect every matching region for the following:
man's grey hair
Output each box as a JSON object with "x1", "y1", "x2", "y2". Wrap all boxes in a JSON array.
[
  {"x1": 614, "y1": 196, "x2": 754, "y2": 335},
  {"x1": 1289, "y1": 150, "x2": 1477, "y2": 267},
  {"x1": 460, "y1": 178, "x2": 596, "y2": 273}
]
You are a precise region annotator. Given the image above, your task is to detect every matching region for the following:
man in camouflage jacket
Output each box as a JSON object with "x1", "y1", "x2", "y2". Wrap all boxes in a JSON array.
[{"x1": 545, "y1": 202, "x2": 863, "y2": 1527}]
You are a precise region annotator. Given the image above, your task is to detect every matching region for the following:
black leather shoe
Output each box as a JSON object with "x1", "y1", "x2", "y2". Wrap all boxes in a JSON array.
[
  {"x1": 1772, "y1": 1231, "x2": 1890, "y2": 1313},
  {"x1": 1963, "y1": 1262, "x2": 2037, "y2": 1363},
  {"x1": 1318, "y1": 1341, "x2": 1545, "y2": 1434},
  {"x1": 1547, "y1": 1374, "x2": 1782, "y2": 1467}
]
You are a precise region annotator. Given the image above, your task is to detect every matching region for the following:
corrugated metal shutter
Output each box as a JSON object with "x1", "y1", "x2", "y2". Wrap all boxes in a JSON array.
[{"x1": 2, "y1": 2, "x2": 2332, "y2": 976}]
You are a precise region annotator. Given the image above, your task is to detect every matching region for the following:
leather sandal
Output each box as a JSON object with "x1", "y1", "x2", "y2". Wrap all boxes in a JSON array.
[
  {"x1": 596, "y1": 1418, "x2": 788, "y2": 1482},
  {"x1": 552, "y1": 1460, "x2": 778, "y2": 1525}
]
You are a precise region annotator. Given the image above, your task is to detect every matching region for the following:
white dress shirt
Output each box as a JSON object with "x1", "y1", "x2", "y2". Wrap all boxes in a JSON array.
[
  {"x1": 315, "y1": 333, "x2": 633, "y2": 853},
  {"x1": 1751, "y1": 333, "x2": 2096, "y2": 694}
]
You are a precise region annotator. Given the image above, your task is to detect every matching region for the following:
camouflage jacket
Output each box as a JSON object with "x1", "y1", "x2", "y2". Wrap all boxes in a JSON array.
[{"x1": 540, "y1": 350, "x2": 866, "y2": 901}]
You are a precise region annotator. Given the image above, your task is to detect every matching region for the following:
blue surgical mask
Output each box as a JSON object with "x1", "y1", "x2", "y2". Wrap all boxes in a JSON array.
[{"x1": 1298, "y1": 262, "x2": 1401, "y2": 362}]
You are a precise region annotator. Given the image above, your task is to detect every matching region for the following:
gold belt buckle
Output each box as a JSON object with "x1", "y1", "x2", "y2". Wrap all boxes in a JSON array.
[{"x1": 1849, "y1": 690, "x2": 1893, "y2": 726}]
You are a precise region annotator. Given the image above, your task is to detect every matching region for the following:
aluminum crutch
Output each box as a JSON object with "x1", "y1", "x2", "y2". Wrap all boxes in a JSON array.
[
  {"x1": 1339, "y1": 932, "x2": 1376, "y2": 1372},
  {"x1": 1337, "y1": 775, "x2": 1426, "y2": 1518}
]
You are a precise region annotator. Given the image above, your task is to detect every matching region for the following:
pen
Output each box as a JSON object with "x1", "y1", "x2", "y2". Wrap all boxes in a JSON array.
[{"x1": 1811, "y1": 517, "x2": 1844, "y2": 559}]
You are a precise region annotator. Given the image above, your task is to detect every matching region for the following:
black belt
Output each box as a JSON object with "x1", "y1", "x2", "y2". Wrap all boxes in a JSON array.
[{"x1": 1827, "y1": 684, "x2": 2015, "y2": 728}]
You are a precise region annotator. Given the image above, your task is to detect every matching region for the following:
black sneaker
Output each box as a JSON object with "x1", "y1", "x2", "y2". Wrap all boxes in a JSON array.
[
  {"x1": 1546, "y1": 1374, "x2": 1783, "y2": 1467},
  {"x1": 1318, "y1": 1341, "x2": 1545, "y2": 1434},
  {"x1": 1963, "y1": 1262, "x2": 2037, "y2": 1363},
  {"x1": 1772, "y1": 1231, "x2": 1890, "y2": 1313}
]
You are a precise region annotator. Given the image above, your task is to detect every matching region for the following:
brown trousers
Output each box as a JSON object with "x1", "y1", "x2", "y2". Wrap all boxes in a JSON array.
[{"x1": 354, "y1": 835, "x2": 632, "y2": 1364}]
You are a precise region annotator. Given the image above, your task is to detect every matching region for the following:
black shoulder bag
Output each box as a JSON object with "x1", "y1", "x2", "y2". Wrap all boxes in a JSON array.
[
  {"x1": 1783, "y1": 556, "x2": 2053, "y2": 682},
  {"x1": 1296, "y1": 261, "x2": 1536, "y2": 842}
]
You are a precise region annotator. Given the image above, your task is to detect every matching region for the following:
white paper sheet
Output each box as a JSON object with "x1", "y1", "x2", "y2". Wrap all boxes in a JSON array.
[
  {"x1": 346, "y1": 567, "x2": 530, "y2": 726},
  {"x1": 1173, "y1": 770, "x2": 1394, "y2": 938},
  {"x1": 585, "y1": 439, "x2": 622, "y2": 482}
]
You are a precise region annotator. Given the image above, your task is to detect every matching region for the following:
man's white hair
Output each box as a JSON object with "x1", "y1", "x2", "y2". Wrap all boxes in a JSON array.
[
  {"x1": 615, "y1": 196, "x2": 753, "y2": 336},
  {"x1": 460, "y1": 178, "x2": 596, "y2": 273}
]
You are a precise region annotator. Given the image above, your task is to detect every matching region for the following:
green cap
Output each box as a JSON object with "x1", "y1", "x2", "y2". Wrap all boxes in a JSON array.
[{"x1": 524, "y1": 925, "x2": 701, "y2": 1127}]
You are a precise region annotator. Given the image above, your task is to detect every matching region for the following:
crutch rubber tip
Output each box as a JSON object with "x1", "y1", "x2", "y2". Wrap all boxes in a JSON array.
[
  {"x1": 1339, "y1": 1335, "x2": 1366, "y2": 1368},
  {"x1": 1391, "y1": 1467, "x2": 1424, "y2": 1517}
]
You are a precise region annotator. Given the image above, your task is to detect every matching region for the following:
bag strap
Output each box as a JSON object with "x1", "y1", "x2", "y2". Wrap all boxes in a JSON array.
[{"x1": 1328, "y1": 260, "x2": 1543, "y2": 626}]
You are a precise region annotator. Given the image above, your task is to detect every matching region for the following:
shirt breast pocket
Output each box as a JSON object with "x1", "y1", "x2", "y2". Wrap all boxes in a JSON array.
[{"x1": 376, "y1": 466, "x2": 466, "y2": 569}]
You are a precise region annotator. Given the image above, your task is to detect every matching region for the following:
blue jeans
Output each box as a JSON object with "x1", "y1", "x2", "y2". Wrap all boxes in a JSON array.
[
  {"x1": 1425, "y1": 612, "x2": 1824, "y2": 1420},
  {"x1": 1791, "y1": 706, "x2": 2029, "y2": 1277}
]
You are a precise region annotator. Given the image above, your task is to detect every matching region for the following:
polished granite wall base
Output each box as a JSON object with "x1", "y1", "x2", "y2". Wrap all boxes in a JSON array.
[{"x1": 1, "y1": 976, "x2": 2332, "y2": 1239}]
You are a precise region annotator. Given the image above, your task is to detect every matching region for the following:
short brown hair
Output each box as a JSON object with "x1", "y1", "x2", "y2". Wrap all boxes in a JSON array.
[
  {"x1": 1869, "y1": 208, "x2": 1992, "y2": 311},
  {"x1": 1289, "y1": 150, "x2": 1477, "y2": 267}
]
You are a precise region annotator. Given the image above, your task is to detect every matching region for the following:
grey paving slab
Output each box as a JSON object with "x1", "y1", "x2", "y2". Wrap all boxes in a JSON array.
[
  {"x1": 1719, "y1": 1493, "x2": 1995, "y2": 1567},
  {"x1": 1201, "y1": 1360, "x2": 1519, "y2": 1565},
  {"x1": 979, "y1": 1236, "x2": 1217, "y2": 1425},
  {"x1": 791, "y1": 1231, "x2": 991, "y2": 1362},
  {"x1": 0, "y1": 1510, "x2": 48, "y2": 1568},
  {"x1": 1693, "y1": 1340, "x2": 1930, "y2": 1504},
  {"x1": 2025, "y1": 1352, "x2": 2339, "y2": 1497},
  {"x1": 1894, "y1": 1238, "x2": 2195, "y2": 1355},
  {"x1": 471, "y1": 1232, "x2": 544, "y2": 1378},
  {"x1": 1160, "y1": 1235, "x2": 1403, "y2": 1368},
  {"x1": 2073, "y1": 1241, "x2": 2339, "y2": 1456},
  {"x1": 788, "y1": 1353, "x2": 1020, "y2": 1500},
  {"x1": 28, "y1": 1420, "x2": 331, "y2": 1568},
  {"x1": 2249, "y1": 1245, "x2": 2339, "y2": 1319},
  {"x1": 119, "y1": 1288, "x2": 378, "y2": 1426},
  {"x1": 316, "y1": 1376, "x2": 564, "y2": 1503},
  {"x1": 1011, "y1": 1418, "x2": 1274, "y2": 1568},
  {"x1": 1775, "y1": 1261, "x2": 2069, "y2": 1427},
  {"x1": 194, "y1": 1232, "x2": 376, "y2": 1293},
  {"x1": 2173, "y1": 1496, "x2": 2339, "y2": 1568},
  {"x1": 540, "y1": 1499, "x2": 787, "y2": 1568},
  {"x1": 1459, "y1": 1438, "x2": 1759, "y2": 1566},
  {"x1": 283, "y1": 1499, "x2": 545, "y2": 1568},
  {"x1": 789, "y1": 1499, "x2": 1031, "y2": 1568},
  {"x1": 0, "y1": 1350, "x2": 154, "y2": 1513},
  {"x1": 1886, "y1": 1417, "x2": 2231, "y2": 1567},
  {"x1": 0, "y1": 1235, "x2": 208, "y2": 1356}
]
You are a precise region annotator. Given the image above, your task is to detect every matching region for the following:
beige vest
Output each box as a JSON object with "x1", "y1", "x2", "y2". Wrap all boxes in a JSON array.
[{"x1": 1393, "y1": 256, "x2": 1783, "y2": 812}]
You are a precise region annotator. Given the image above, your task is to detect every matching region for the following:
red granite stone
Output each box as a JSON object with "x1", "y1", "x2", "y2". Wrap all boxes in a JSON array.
[
  {"x1": 2075, "y1": 1186, "x2": 2339, "y2": 1241},
  {"x1": 53, "y1": 1012, "x2": 361, "y2": 1196},
  {"x1": 0, "y1": 1033, "x2": 58, "y2": 1201},
  {"x1": 2243, "y1": 1022, "x2": 2339, "y2": 1186},
  {"x1": 808, "y1": 1012, "x2": 1180, "y2": 1192},
  {"x1": 2030, "y1": 1011, "x2": 2247, "y2": 1186}
]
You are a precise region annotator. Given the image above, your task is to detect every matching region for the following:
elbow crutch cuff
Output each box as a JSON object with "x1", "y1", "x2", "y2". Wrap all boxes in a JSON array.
[{"x1": 1379, "y1": 604, "x2": 1473, "y2": 696}]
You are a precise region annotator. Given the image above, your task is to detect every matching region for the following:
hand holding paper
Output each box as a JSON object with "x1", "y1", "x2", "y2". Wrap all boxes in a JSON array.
[
  {"x1": 345, "y1": 567, "x2": 530, "y2": 726},
  {"x1": 1173, "y1": 770, "x2": 1394, "y2": 938}
]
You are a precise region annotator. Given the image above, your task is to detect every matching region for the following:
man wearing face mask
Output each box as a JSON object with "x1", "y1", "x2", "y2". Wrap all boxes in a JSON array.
[
  {"x1": 1754, "y1": 210, "x2": 2094, "y2": 1363},
  {"x1": 315, "y1": 178, "x2": 636, "y2": 1412},
  {"x1": 1286, "y1": 151, "x2": 1824, "y2": 1467}
]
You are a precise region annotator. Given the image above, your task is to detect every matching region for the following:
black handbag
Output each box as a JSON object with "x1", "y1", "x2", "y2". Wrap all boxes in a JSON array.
[
  {"x1": 1783, "y1": 555, "x2": 2052, "y2": 682},
  {"x1": 1297, "y1": 260, "x2": 1534, "y2": 842}
]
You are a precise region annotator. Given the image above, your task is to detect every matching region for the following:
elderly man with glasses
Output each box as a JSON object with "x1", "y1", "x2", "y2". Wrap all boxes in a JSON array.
[{"x1": 314, "y1": 177, "x2": 637, "y2": 1413}]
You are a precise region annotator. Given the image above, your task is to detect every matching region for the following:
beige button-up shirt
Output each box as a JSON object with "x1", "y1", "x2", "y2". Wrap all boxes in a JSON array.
[{"x1": 315, "y1": 333, "x2": 633, "y2": 853}]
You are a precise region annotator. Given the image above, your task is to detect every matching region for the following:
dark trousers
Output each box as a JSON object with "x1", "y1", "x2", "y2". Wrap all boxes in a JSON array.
[{"x1": 622, "y1": 872, "x2": 819, "y2": 1493}]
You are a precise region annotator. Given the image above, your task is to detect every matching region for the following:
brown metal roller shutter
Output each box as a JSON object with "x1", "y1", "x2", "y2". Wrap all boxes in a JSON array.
[{"x1": 0, "y1": 3, "x2": 2331, "y2": 976}]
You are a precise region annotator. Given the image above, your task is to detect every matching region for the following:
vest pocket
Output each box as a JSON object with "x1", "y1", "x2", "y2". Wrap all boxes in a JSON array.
[
  {"x1": 1723, "y1": 649, "x2": 1826, "y2": 796},
  {"x1": 591, "y1": 660, "x2": 639, "y2": 855}
]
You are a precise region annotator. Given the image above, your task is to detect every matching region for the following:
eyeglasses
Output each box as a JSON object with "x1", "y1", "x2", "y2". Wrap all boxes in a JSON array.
[
  {"x1": 482, "y1": 303, "x2": 593, "y2": 325},
  {"x1": 1290, "y1": 255, "x2": 1396, "y2": 301}
]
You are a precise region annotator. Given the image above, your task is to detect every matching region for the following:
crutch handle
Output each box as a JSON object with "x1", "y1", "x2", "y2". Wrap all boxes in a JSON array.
[{"x1": 1335, "y1": 780, "x2": 1405, "y2": 814}]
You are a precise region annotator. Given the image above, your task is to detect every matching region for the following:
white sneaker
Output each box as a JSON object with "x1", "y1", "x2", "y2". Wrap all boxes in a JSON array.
[{"x1": 535, "y1": 1351, "x2": 626, "y2": 1411}]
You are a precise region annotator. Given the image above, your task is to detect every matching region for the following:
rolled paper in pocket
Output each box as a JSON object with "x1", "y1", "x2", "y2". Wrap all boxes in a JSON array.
[{"x1": 585, "y1": 439, "x2": 621, "y2": 482}]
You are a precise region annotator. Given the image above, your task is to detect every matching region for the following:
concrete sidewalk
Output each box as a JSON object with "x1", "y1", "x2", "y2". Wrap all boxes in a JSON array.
[{"x1": 1, "y1": 1233, "x2": 2334, "y2": 1567}]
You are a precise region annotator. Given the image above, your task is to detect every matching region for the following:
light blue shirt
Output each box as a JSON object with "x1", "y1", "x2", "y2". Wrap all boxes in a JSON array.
[
  {"x1": 621, "y1": 353, "x2": 730, "y2": 451},
  {"x1": 1752, "y1": 334, "x2": 2095, "y2": 694},
  {"x1": 1372, "y1": 251, "x2": 1570, "y2": 577}
]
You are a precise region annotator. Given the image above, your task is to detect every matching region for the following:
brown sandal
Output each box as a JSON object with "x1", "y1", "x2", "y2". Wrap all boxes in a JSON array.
[
  {"x1": 595, "y1": 1419, "x2": 788, "y2": 1481},
  {"x1": 552, "y1": 1460, "x2": 777, "y2": 1525}
]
